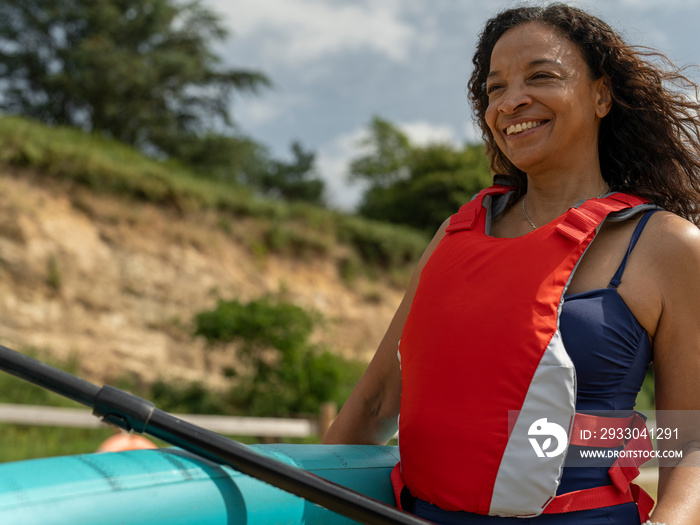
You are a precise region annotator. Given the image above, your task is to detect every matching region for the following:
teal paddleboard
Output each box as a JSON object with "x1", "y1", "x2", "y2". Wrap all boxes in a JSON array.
[{"x1": 0, "y1": 444, "x2": 400, "y2": 524}]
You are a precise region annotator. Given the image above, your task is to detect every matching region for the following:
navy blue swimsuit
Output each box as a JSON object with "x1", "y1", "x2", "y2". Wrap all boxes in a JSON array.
[{"x1": 413, "y1": 211, "x2": 657, "y2": 524}]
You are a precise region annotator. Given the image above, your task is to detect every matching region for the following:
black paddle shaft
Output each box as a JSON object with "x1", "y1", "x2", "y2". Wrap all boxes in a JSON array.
[{"x1": 0, "y1": 344, "x2": 430, "y2": 525}]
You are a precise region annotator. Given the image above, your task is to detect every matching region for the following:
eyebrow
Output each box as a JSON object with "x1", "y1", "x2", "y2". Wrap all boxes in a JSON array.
[{"x1": 487, "y1": 58, "x2": 563, "y2": 79}]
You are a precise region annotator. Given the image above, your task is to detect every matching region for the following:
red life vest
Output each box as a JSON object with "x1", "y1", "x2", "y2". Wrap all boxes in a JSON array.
[{"x1": 392, "y1": 185, "x2": 655, "y2": 520}]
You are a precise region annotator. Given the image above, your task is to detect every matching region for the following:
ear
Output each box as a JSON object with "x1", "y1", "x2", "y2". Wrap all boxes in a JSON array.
[{"x1": 594, "y1": 75, "x2": 612, "y2": 118}]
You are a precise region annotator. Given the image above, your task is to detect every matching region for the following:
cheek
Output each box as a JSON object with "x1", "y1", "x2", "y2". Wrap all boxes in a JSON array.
[
  {"x1": 484, "y1": 104, "x2": 499, "y2": 136},
  {"x1": 484, "y1": 105, "x2": 505, "y2": 150}
]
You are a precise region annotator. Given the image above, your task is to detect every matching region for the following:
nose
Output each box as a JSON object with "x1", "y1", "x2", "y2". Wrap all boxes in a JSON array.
[{"x1": 498, "y1": 85, "x2": 531, "y2": 114}]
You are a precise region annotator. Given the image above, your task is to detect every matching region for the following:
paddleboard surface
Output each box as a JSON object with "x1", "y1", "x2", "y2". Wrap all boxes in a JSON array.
[{"x1": 0, "y1": 444, "x2": 400, "y2": 524}]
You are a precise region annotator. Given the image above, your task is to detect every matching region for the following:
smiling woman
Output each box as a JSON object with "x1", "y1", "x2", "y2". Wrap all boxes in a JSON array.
[
  {"x1": 324, "y1": 3, "x2": 700, "y2": 525},
  {"x1": 469, "y1": 4, "x2": 700, "y2": 221},
  {"x1": 483, "y1": 22, "x2": 611, "y2": 196}
]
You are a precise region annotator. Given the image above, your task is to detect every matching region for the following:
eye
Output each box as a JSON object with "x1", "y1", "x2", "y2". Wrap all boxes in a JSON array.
[
  {"x1": 530, "y1": 72, "x2": 555, "y2": 81},
  {"x1": 486, "y1": 83, "x2": 503, "y2": 95}
]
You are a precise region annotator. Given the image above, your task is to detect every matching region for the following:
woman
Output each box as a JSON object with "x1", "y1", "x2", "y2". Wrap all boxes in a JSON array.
[{"x1": 324, "y1": 4, "x2": 700, "y2": 524}]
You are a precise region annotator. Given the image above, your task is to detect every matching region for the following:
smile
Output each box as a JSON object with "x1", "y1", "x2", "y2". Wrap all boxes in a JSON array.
[{"x1": 505, "y1": 120, "x2": 546, "y2": 136}]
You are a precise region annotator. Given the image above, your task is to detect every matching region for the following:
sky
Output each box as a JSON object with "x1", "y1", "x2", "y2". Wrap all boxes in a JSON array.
[{"x1": 203, "y1": 0, "x2": 700, "y2": 209}]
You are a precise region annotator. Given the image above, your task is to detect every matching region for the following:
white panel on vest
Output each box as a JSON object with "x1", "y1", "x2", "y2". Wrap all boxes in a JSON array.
[{"x1": 489, "y1": 330, "x2": 576, "y2": 517}]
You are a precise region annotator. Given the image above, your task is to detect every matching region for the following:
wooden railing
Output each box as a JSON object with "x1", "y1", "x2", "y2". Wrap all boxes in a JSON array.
[{"x1": 0, "y1": 402, "x2": 338, "y2": 440}]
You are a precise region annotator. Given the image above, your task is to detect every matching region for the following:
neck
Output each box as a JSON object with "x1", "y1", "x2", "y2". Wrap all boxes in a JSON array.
[{"x1": 522, "y1": 172, "x2": 608, "y2": 227}]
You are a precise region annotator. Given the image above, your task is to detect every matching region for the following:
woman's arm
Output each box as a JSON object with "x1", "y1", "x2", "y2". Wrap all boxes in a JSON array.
[
  {"x1": 644, "y1": 214, "x2": 700, "y2": 524},
  {"x1": 322, "y1": 220, "x2": 449, "y2": 445}
]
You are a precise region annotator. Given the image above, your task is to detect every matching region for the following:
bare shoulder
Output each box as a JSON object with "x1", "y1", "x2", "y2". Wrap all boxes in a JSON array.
[
  {"x1": 613, "y1": 211, "x2": 700, "y2": 338},
  {"x1": 634, "y1": 211, "x2": 700, "y2": 338},
  {"x1": 639, "y1": 211, "x2": 700, "y2": 276},
  {"x1": 644, "y1": 209, "x2": 700, "y2": 239}
]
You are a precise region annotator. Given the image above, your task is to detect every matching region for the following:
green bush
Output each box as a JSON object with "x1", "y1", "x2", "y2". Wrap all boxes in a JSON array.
[
  {"x1": 335, "y1": 215, "x2": 428, "y2": 269},
  {"x1": 150, "y1": 380, "x2": 226, "y2": 415},
  {"x1": 195, "y1": 296, "x2": 315, "y2": 352},
  {"x1": 194, "y1": 296, "x2": 362, "y2": 417}
]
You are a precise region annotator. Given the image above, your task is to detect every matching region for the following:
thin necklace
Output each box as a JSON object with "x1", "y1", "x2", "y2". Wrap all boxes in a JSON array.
[{"x1": 521, "y1": 183, "x2": 609, "y2": 230}]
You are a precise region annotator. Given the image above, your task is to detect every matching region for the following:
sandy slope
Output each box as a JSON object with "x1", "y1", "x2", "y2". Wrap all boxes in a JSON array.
[{"x1": 0, "y1": 172, "x2": 405, "y2": 388}]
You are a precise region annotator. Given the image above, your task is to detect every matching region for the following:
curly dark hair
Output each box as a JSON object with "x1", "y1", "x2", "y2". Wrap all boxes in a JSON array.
[{"x1": 468, "y1": 3, "x2": 700, "y2": 223}]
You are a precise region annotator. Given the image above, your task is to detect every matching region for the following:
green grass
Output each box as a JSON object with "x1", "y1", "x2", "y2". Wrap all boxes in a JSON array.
[
  {"x1": 0, "y1": 349, "x2": 338, "y2": 463},
  {"x1": 0, "y1": 116, "x2": 429, "y2": 278},
  {"x1": 0, "y1": 350, "x2": 113, "y2": 462},
  {"x1": 0, "y1": 424, "x2": 114, "y2": 463},
  {"x1": 0, "y1": 351, "x2": 85, "y2": 407},
  {"x1": 0, "y1": 424, "x2": 319, "y2": 464}
]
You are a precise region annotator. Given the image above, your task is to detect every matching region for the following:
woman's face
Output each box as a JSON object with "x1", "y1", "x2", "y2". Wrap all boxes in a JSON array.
[{"x1": 484, "y1": 22, "x2": 611, "y2": 176}]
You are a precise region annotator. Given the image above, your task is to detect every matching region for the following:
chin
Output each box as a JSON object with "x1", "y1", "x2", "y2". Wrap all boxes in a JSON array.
[{"x1": 504, "y1": 155, "x2": 542, "y2": 174}]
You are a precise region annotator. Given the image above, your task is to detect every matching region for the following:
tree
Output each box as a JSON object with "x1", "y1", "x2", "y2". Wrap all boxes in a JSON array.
[
  {"x1": 170, "y1": 132, "x2": 267, "y2": 183},
  {"x1": 0, "y1": 0, "x2": 270, "y2": 160},
  {"x1": 250, "y1": 141, "x2": 325, "y2": 205},
  {"x1": 349, "y1": 116, "x2": 412, "y2": 188},
  {"x1": 350, "y1": 117, "x2": 491, "y2": 232}
]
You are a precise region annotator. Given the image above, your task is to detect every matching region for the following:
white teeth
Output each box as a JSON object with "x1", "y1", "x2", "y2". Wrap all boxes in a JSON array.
[{"x1": 506, "y1": 121, "x2": 543, "y2": 136}]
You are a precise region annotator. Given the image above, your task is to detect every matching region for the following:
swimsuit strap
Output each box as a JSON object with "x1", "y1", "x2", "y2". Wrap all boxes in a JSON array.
[{"x1": 608, "y1": 210, "x2": 660, "y2": 289}]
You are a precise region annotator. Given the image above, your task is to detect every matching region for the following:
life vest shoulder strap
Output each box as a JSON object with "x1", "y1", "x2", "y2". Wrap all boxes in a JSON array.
[
  {"x1": 556, "y1": 193, "x2": 649, "y2": 242},
  {"x1": 445, "y1": 185, "x2": 513, "y2": 232},
  {"x1": 445, "y1": 185, "x2": 650, "y2": 239}
]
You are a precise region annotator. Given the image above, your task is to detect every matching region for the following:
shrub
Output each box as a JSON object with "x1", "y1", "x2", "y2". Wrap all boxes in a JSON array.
[{"x1": 194, "y1": 296, "x2": 360, "y2": 417}]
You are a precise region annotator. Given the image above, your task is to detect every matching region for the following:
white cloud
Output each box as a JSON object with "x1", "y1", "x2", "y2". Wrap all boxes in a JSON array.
[
  {"x1": 206, "y1": 0, "x2": 418, "y2": 64},
  {"x1": 316, "y1": 127, "x2": 368, "y2": 210},
  {"x1": 316, "y1": 120, "x2": 464, "y2": 210},
  {"x1": 615, "y1": 0, "x2": 688, "y2": 9},
  {"x1": 399, "y1": 120, "x2": 457, "y2": 146},
  {"x1": 236, "y1": 98, "x2": 283, "y2": 127},
  {"x1": 234, "y1": 91, "x2": 310, "y2": 128},
  {"x1": 463, "y1": 120, "x2": 482, "y2": 144}
]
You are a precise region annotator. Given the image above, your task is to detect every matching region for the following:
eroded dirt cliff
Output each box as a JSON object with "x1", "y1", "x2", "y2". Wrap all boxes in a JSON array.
[{"x1": 0, "y1": 172, "x2": 405, "y2": 388}]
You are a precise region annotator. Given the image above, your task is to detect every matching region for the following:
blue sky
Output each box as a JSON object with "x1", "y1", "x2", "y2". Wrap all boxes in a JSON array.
[{"x1": 204, "y1": 0, "x2": 700, "y2": 209}]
